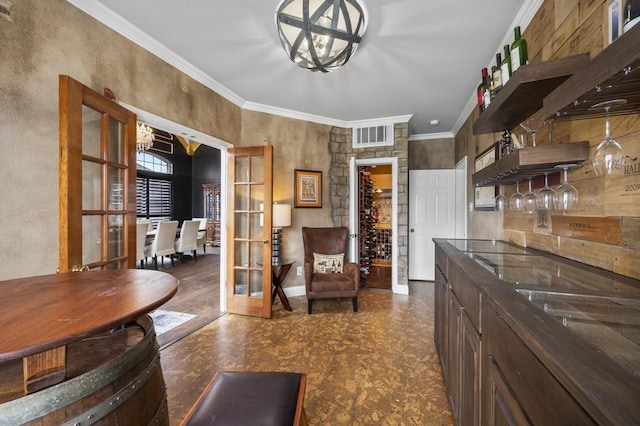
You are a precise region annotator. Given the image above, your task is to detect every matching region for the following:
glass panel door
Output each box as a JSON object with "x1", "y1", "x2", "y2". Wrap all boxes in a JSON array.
[
  {"x1": 59, "y1": 75, "x2": 137, "y2": 272},
  {"x1": 226, "y1": 146, "x2": 273, "y2": 318}
]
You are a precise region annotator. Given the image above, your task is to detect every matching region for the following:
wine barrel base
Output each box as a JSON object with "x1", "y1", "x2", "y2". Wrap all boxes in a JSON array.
[{"x1": 0, "y1": 315, "x2": 169, "y2": 425}]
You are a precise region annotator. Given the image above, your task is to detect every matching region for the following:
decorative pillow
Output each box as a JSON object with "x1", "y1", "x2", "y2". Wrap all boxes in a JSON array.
[{"x1": 313, "y1": 253, "x2": 344, "y2": 274}]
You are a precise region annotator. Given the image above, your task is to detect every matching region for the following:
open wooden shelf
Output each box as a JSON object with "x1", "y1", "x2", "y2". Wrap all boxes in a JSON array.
[
  {"x1": 472, "y1": 142, "x2": 589, "y2": 187},
  {"x1": 544, "y1": 24, "x2": 640, "y2": 121},
  {"x1": 472, "y1": 54, "x2": 589, "y2": 135}
]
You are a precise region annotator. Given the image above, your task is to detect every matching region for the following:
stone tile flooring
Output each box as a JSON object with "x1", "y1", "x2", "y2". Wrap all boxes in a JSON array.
[{"x1": 161, "y1": 282, "x2": 453, "y2": 425}]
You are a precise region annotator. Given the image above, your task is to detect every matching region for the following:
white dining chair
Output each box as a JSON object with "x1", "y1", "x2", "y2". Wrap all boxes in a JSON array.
[
  {"x1": 193, "y1": 217, "x2": 209, "y2": 253},
  {"x1": 136, "y1": 222, "x2": 150, "y2": 268},
  {"x1": 144, "y1": 220, "x2": 179, "y2": 269},
  {"x1": 175, "y1": 220, "x2": 201, "y2": 262},
  {"x1": 137, "y1": 218, "x2": 154, "y2": 233}
]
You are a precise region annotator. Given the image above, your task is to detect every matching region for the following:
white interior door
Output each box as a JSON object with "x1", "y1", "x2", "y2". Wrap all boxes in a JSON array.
[{"x1": 409, "y1": 169, "x2": 456, "y2": 281}]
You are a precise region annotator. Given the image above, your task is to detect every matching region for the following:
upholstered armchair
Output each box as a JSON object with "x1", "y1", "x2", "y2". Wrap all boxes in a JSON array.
[{"x1": 302, "y1": 227, "x2": 359, "y2": 314}]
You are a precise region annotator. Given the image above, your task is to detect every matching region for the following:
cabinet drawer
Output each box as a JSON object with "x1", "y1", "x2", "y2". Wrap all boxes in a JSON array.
[
  {"x1": 435, "y1": 244, "x2": 448, "y2": 278},
  {"x1": 483, "y1": 304, "x2": 595, "y2": 425},
  {"x1": 449, "y1": 262, "x2": 481, "y2": 333}
]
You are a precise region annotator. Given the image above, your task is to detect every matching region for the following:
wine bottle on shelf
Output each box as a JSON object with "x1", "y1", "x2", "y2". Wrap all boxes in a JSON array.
[
  {"x1": 491, "y1": 53, "x2": 503, "y2": 98},
  {"x1": 482, "y1": 67, "x2": 492, "y2": 110},
  {"x1": 511, "y1": 26, "x2": 528, "y2": 73},
  {"x1": 477, "y1": 68, "x2": 488, "y2": 113},
  {"x1": 501, "y1": 45, "x2": 512, "y2": 85}
]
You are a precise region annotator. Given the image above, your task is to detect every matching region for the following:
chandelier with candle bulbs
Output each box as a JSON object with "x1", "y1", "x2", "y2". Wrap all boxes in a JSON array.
[{"x1": 136, "y1": 121, "x2": 154, "y2": 152}]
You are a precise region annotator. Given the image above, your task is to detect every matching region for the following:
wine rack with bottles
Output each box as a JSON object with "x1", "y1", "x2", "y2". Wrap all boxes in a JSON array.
[
  {"x1": 373, "y1": 229, "x2": 391, "y2": 264},
  {"x1": 358, "y1": 169, "x2": 376, "y2": 283}
]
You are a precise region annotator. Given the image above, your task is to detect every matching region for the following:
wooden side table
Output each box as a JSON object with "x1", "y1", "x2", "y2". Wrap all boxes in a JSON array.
[{"x1": 272, "y1": 259, "x2": 295, "y2": 311}]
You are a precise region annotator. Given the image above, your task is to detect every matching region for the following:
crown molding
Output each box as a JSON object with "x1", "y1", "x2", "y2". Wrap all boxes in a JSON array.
[{"x1": 242, "y1": 101, "x2": 349, "y2": 128}]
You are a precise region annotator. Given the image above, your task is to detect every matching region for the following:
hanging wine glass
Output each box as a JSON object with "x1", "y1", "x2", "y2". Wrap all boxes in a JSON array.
[
  {"x1": 522, "y1": 177, "x2": 538, "y2": 214},
  {"x1": 519, "y1": 115, "x2": 546, "y2": 148},
  {"x1": 536, "y1": 172, "x2": 555, "y2": 211},
  {"x1": 553, "y1": 165, "x2": 579, "y2": 211},
  {"x1": 494, "y1": 186, "x2": 506, "y2": 211},
  {"x1": 509, "y1": 181, "x2": 524, "y2": 212},
  {"x1": 591, "y1": 99, "x2": 627, "y2": 176}
]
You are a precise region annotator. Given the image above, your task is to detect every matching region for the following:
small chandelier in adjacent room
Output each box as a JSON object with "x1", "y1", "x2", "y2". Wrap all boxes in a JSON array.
[
  {"x1": 275, "y1": 0, "x2": 367, "y2": 73},
  {"x1": 136, "y1": 121, "x2": 154, "y2": 152}
]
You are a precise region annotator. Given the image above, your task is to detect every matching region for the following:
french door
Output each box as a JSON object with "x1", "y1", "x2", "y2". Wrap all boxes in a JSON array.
[
  {"x1": 59, "y1": 75, "x2": 137, "y2": 272},
  {"x1": 226, "y1": 146, "x2": 273, "y2": 318}
]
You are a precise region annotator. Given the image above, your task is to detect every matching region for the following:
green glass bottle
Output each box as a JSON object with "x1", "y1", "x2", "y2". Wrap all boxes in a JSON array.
[
  {"x1": 510, "y1": 26, "x2": 528, "y2": 73},
  {"x1": 501, "y1": 45, "x2": 512, "y2": 85}
]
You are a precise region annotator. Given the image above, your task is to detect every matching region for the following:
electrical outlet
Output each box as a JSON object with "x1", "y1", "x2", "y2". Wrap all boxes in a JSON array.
[{"x1": 296, "y1": 266, "x2": 303, "y2": 276}]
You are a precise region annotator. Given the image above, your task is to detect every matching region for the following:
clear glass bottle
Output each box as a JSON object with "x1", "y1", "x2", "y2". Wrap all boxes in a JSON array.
[{"x1": 510, "y1": 26, "x2": 528, "y2": 73}]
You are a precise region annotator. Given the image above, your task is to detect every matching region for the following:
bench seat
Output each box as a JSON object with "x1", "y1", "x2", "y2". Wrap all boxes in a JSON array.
[{"x1": 181, "y1": 371, "x2": 308, "y2": 426}]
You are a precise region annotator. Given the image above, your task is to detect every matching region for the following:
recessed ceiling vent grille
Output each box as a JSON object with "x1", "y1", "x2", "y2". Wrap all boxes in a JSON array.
[{"x1": 352, "y1": 123, "x2": 393, "y2": 148}]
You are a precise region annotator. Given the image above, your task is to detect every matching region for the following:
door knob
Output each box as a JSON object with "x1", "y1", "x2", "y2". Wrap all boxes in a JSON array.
[
  {"x1": 263, "y1": 239, "x2": 269, "y2": 244},
  {"x1": 410, "y1": 228, "x2": 415, "y2": 233}
]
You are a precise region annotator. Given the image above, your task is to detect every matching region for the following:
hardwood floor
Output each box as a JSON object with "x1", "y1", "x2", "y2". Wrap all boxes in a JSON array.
[
  {"x1": 153, "y1": 253, "x2": 453, "y2": 425},
  {"x1": 144, "y1": 246, "x2": 223, "y2": 349},
  {"x1": 364, "y1": 264, "x2": 392, "y2": 289}
]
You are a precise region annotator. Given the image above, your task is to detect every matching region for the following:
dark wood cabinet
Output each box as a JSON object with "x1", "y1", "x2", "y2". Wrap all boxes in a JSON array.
[
  {"x1": 460, "y1": 313, "x2": 481, "y2": 426},
  {"x1": 446, "y1": 291, "x2": 462, "y2": 424},
  {"x1": 436, "y1": 243, "x2": 482, "y2": 426},
  {"x1": 434, "y1": 266, "x2": 447, "y2": 370},
  {"x1": 485, "y1": 356, "x2": 529, "y2": 426},
  {"x1": 482, "y1": 299, "x2": 594, "y2": 425},
  {"x1": 433, "y1": 239, "x2": 640, "y2": 425}
]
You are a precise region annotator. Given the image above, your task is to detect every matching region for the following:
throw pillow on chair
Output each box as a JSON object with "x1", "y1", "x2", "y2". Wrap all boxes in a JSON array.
[{"x1": 312, "y1": 253, "x2": 344, "y2": 273}]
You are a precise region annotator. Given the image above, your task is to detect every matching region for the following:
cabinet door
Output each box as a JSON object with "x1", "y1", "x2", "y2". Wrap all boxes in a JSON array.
[
  {"x1": 447, "y1": 290, "x2": 463, "y2": 423},
  {"x1": 460, "y1": 312, "x2": 481, "y2": 426},
  {"x1": 434, "y1": 267, "x2": 447, "y2": 359},
  {"x1": 486, "y1": 356, "x2": 530, "y2": 426}
]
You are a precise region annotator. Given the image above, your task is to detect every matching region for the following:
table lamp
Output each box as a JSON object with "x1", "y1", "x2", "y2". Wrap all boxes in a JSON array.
[{"x1": 271, "y1": 203, "x2": 291, "y2": 264}]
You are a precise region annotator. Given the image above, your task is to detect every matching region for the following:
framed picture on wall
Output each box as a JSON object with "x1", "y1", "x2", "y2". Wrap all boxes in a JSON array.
[
  {"x1": 294, "y1": 169, "x2": 322, "y2": 208},
  {"x1": 474, "y1": 143, "x2": 499, "y2": 211}
]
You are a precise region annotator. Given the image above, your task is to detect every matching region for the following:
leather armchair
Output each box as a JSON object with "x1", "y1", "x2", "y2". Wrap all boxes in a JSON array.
[{"x1": 302, "y1": 226, "x2": 359, "y2": 314}]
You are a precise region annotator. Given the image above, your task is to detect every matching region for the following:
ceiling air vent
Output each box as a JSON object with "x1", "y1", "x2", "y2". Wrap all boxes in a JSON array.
[{"x1": 352, "y1": 123, "x2": 393, "y2": 148}]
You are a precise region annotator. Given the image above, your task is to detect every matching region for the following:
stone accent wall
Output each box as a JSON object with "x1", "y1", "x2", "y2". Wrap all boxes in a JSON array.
[{"x1": 329, "y1": 123, "x2": 410, "y2": 288}]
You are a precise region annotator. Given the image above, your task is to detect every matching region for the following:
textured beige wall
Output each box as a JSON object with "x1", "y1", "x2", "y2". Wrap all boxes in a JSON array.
[
  {"x1": 408, "y1": 138, "x2": 455, "y2": 170},
  {"x1": 0, "y1": 0, "x2": 241, "y2": 280},
  {"x1": 240, "y1": 110, "x2": 334, "y2": 289}
]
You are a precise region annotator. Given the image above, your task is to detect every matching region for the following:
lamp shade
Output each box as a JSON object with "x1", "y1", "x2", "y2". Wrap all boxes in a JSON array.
[
  {"x1": 272, "y1": 203, "x2": 292, "y2": 228},
  {"x1": 275, "y1": 0, "x2": 367, "y2": 72}
]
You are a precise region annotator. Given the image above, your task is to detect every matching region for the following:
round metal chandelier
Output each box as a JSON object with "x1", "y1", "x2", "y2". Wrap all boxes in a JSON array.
[{"x1": 275, "y1": 0, "x2": 367, "y2": 73}]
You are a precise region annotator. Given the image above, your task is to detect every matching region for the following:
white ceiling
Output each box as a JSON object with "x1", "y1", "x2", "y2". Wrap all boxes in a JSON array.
[{"x1": 73, "y1": 0, "x2": 537, "y2": 139}]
